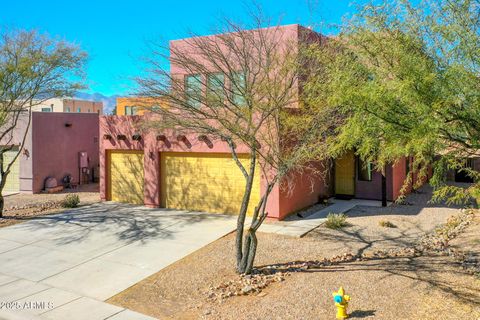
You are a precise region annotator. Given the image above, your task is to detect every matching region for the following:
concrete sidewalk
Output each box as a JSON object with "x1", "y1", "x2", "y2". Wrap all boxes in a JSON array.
[
  {"x1": 259, "y1": 198, "x2": 386, "y2": 237},
  {"x1": 0, "y1": 203, "x2": 237, "y2": 320}
]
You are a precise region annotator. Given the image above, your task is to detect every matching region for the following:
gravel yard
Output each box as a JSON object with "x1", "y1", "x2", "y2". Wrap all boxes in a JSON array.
[
  {"x1": 306, "y1": 187, "x2": 459, "y2": 256},
  {"x1": 0, "y1": 183, "x2": 100, "y2": 227},
  {"x1": 108, "y1": 187, "x2": 480, "y2": 320}
]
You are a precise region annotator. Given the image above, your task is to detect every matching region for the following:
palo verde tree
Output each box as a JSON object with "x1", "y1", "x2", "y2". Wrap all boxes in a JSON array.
[
  {"x1": 136, "y1": 16, "x2": 336, "y2": 274},
  {"x1": 0, "y1": 29, "x2": 87, "y2": 214},
  {"x1": 304, "y1": 0, "x2": 480, "y2": 204}
]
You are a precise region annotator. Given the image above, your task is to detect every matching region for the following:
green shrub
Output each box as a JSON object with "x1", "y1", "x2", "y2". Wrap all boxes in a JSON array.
[
  {"x1": 379, "y1": 220, "x2": 397, "y2": 228},
  {"x1": 61, "y1": 194, "x2": 80, "y2": 208},
  {"x1": 325, "y1": 213, "x2": 348, "y2": 229}
]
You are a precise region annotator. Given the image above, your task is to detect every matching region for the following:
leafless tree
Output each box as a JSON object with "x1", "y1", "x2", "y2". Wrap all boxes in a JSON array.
[
  {"x1": 136, "y1": 15, "x2": 337, "y2": 274},
  {"x1": 0, "y1": 29, "x2": 87, "y2": 215}
]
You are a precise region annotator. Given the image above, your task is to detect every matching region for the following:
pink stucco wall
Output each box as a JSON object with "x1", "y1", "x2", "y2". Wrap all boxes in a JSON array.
[
  {"x1": 0, "y1": 112, "x2": 33, "y2": 192},
  {"x1": 353, "y1": 156, "x2": 411, "y2": 202},
  {"x1": 355, "y1": 170, "x2": 384, "y2": 200},
  {"x1": 170, "y1": 24, "x2": 301, "y2": 75},
  {"x1": 391, "y1": 157, "x2": 409, "y2": 201},
  {"x1": 278, "y1": 162, "x2": 331, "y2": 217},
  {"x1": 31, "y1": 112, "x2": 99, "y2": 193},
  {"x1": 99, "y1": 115, "x2": 284, "y2": 216}
]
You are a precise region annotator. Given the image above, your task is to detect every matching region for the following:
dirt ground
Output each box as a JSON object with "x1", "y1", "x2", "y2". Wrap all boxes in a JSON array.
[
  {"x1": 0, "y1": 183, "x2": 100, "y2": 227},
  {"x1": 108, "y1": 188, "x2": 480, "y2": 320}
]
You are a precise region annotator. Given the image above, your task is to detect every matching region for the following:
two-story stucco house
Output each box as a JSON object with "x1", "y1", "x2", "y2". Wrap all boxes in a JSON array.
[{"x1": 99, "y1": 25, "x2": 419, "y2": 220}]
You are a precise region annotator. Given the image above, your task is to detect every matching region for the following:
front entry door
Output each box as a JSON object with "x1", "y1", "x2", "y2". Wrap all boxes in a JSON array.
[{"x1": 335, "y1": 151, "x2": 355, "y2": 197}]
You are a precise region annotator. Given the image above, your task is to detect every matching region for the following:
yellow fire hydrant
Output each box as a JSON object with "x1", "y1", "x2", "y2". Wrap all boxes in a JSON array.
[{"x1": 332, "y1": 287, "x2": 350, "y2": 319}]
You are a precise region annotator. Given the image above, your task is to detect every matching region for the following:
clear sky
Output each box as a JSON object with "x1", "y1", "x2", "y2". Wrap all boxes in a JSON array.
[{"x1": 1, "y1": 0, "x2": 364, "y2": 97}]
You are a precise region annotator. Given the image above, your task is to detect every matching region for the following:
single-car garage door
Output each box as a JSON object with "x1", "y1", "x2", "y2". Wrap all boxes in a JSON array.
[
  {"x1": 161, "y1": 152, "x2": 261, "y2": 215},
  {"x1": 2, "y1": 148, "x2": 20, "y2": 194},
  {"x1": 108, "y1": 150, "x2": 144, "y2": 204}
]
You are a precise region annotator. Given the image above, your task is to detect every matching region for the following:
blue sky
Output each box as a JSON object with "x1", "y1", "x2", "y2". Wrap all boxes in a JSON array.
[{"x1": 1, "y1": 0, "x2": 364, "y2": 97}]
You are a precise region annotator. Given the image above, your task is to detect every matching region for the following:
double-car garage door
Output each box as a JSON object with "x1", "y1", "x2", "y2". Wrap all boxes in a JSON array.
[{"x1": 108, "y1": 151, "x2": 260, "y2": 215}]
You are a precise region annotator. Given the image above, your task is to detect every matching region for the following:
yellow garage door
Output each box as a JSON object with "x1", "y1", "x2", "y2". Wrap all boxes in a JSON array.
[
  {"x1": 161, "y1": 152, "x2": 261, "y2": 215},
  {"x1": 335, "y1": 150, "x2": 355, "y2": 196},
  {"x1": 2, "y1": 149, "x2": 20, "y2": 194},
  {"x1": 108, "y1": 150, "x2": 144, "y2": 204}
]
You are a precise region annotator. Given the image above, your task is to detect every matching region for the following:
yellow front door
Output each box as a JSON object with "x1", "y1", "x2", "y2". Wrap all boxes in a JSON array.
[
  {"x1": 2, "y1": 149, "x2": 20, "y2": 194},
  {"x1": 108, "y1": 150, "x2": 144, "y2": 204},
  {"x1": 161, "y1": 152, "x2": 260, "y2": 215},
  {"x1": 335, "y1": 151, "x2": 355, "y2": 196}
]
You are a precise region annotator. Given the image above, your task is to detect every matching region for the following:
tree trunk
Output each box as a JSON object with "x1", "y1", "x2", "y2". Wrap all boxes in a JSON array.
[
  {"x1": 0, "y1": 194, "x2": 4, "y2": 218},
  {"x1": 237, "y1": 182, "x2": 275, "y2": 274},
  {"x1": 232, "y1": 149, "x2": 256, "y2": 273},
  {"x1": 243, "y1": 229, "x2": 258, "y2": 274}
]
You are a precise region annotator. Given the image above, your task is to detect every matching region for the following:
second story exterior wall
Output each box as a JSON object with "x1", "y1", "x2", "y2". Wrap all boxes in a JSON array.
[
  {"x1": 169, "y1": 24, "x2": 325, "y2": 110},
  {"x1": 32, "y1": 98, "x2": 64, "y2": 112},
  {"x1": 31, "y1": 98, "x2": 103, "y2": 114},
  {"x1": 63, "y1": 99, "x2": 103, "y2": 114}
]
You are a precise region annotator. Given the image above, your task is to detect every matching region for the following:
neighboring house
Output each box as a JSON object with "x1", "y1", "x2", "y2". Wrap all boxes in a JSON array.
[
  {"x1": 115, "y1": 97, "x2": 164, "y2": 115},
  {"x1": 0, "y1": 112, "x2": 100, "y2": 195},
  {"x1": 99, "y1": 25, "x2": 422, "y2": 220},
  {"x1": 33, "y1": 98, "x2": 103, "y2": 114}
]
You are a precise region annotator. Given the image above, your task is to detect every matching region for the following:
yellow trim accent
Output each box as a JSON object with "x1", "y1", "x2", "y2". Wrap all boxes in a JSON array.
[{"x1": 161, "y1": 152, "x2": 260, "y2": 215}]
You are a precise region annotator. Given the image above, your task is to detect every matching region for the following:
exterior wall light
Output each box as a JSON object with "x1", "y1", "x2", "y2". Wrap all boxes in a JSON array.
[
  {"x1": 132, "y1": 133, "x2": 142, "y2": 141},
  {"x1": 103, "y1": 134, "x2": 112, "y2": 140},
  {"x1": 117, "y1": 134, "x2": 127, "y2": 140}
]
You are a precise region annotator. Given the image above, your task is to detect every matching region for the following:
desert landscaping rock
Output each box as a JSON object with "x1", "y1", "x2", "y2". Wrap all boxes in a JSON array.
[{"x1": 108, "y1": 187, "x2": 480, "y2": 319}]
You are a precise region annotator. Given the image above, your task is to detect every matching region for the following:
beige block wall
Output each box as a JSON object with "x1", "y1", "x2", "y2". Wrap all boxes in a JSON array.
[{"x1": 63, "y1": 99, "x2": 103, "y2": 114}]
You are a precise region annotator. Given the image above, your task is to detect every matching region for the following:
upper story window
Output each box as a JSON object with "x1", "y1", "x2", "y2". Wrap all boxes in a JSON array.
[
  {"x1": 41, "y1": 107, "x2": 51, "y2": 112},
  {"x1": 125, "y1": 106, "x2": 139, "y2": 115},
  {"x1": 206, "y1": 73, "x2": 225, "y2": 104},
  {"x1": 65, "y1": 107, "x2": 71, "y2": 112},
  {"x1": 185, "y1": 74, "x2": 202, "y2": 108},
  {"x1": 77, "y1": 107, "x2": 81, "y2": 113},
  {"x1": 87, "y1": 109, "x2": 91, "y2": 113},
  {"x1": 357, "y1": 157, "x2": 373, "y2": 181},
  {"x1": 231, "y1": 71, "x2": 246, "y2": 106}
]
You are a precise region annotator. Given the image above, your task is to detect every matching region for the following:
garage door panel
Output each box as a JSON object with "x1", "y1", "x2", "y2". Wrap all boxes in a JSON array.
[
  {"x1": 161, "y1": 152, "x2": 260, "y2": 215},
  {"x1": 109, "y1": 151, "x2": 144, "y2": 204}
]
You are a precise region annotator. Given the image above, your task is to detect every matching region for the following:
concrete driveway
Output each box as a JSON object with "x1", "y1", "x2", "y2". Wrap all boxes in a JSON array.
[{"x1": 0, "y1": 202, "x2": 237, "y2": 319}]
